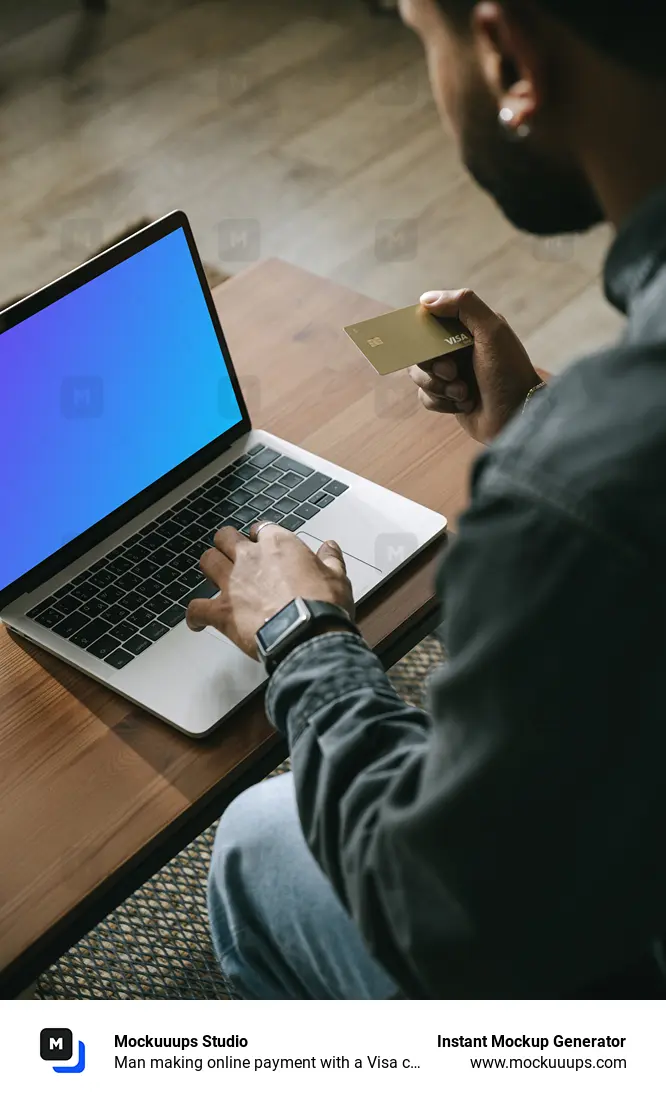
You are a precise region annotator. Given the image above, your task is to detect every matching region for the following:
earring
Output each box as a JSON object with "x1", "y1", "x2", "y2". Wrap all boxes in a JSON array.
[{"x1": 498, "y1": 105, "x2": 531, "y2": 141}]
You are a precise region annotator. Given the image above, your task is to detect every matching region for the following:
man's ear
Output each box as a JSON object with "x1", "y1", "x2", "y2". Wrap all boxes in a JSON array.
[{"x1": 472, "y1": 1, "x2": 544, "y2": 134}]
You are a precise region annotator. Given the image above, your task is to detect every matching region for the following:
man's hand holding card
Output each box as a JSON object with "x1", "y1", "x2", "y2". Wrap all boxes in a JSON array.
[{"x1": 345, "y1": 288, "x2": 541, "y2": 444}]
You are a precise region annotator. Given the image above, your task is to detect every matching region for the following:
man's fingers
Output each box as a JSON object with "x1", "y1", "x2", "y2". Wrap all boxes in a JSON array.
[
  {"x1": 213, "y1": 525, "x2": 249, "y2": 560},
  {"x1": 187, "y1": 595, "x2": 222, "y2": 633},
  {"x1": 419, "y1": 390, "x2": 462, "y2": 415},
  {"x1": 410, "y1": 364, "x2": 469, "y2": 403},
  {"x1": 416, "y1": 356, "x2": 458, "y2": 382},
  {"x1": 249, "y1": 520, "x2": 283, "y2": 543},
  {"x1": 410, "y1": 364, "x2": 451, "y2": 394},
  {"x1": 198, "y1": 550, "x2": 233, "y2": 612},
  {"x1": 316, "y1": 539, "x2": 347, "y2": 577},
  {"x1": 420, "y1": 287, "x2": 497, "y2": 337}
]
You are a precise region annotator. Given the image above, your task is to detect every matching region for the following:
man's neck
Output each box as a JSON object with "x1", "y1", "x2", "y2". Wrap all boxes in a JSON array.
[{"x1": 577, "y1": 77, "x2": 666, "y2": 229}]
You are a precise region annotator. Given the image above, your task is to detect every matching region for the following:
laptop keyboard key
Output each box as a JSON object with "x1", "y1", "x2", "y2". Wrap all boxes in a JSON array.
[
  {"x1": 117, "y1": 591, "x2": 143, "y2": 612},
  {"x1": 274, "y1": 456, "x2": 313, "y2": 477},
  {"x1": 145, "y1": 594, "x2": 171, "y2": 615},
  {"x1": 52, "y1": 610, "x2": 91, "y2": 638},
  {"x1": 228, "y1": 488, "x2": 252, "y2": 507},
  {"x1": 203, "y1": 485, "x2": 228, "y2": 504},
  {"x1": 271, "y1": 498, "x2": 294, "y2": 516},
  {"x1": 232, "y1": 506, "x2": 258, "y2": 525},
  {"x1": 90, "y1": 567, "x2": 116, "y2": 588},
  {"x1": 158, "y1": 519, "x2": 181, "y2": 538},
  {"x1": 114, "y1": 572, "x2": 140, "y2": 593},
  {"x1": 279, "y1": 514, "x2": 305, "y2": 532},
  {"x1": 53, "y1": 594, "x2": 81, "y2": 616},
  {"x1": 87, "y1": 634, "x2": 119, "y2": 660},
  {"x1": 279, "y1": 471, "x2": 304, "y2": 489},
  {"x1": 101, "y1": 604, "x2": 127, "y2": 625},
  {"x1": 288, "y1": 472, "x2": 330, "y2": 502},
  {"x1": 132, "y1": 560, "x2": 159, "y2": 579},
  {"x1": 99, "y1": 583, "x2": 124, "y2": 604},
  {"x1": 326, "y1": 480, "x2": 348, "y2": 496},
  {"x1": 70, "y1": 618, "x2": 109, "y2": 648},
  {"x1": 149, "y1": 547, "x2": 172, "y2": 566},
  {"x1": 163, "y1": 581, "x2": 188, "y2": 601},
  {"x1": 264, "y1": 483, "x2": 288, "y2": 500},
  {"x1": 314, "y1": 492, "x2": 334, "y2": 508},
  {"x1": 251, "y1": 493, "x2": 273, "y2": 513},
  {"x1": 126, "y1": 608, "x2": 155, "y2": 629},
  {"x1": 182, "y1": 521, "x2": 206, "y2": 541},
  {"x1": 34, "y1": 606, "x2": 65, "y2": 629},
  {"x1": 221, "y1": 473, "x2": 245, "y2": 491},
  {"x1": 105, "y1": 555, "x2": 132, "y2": 577},
  {"x1": 158, "y1": 604, "x2": 187, "y2": 628},
  {"x1": 154, "y1": 565, "x2": 180, "y2": 585},
  {"x1": 124, "y1": 634, "x2": 153, "y2": 656},
  {"x1": 171, "y1": 554, "x2": 192, "y2": 572},
  {"x1": 247, "y1": 446, "x2": 280, "y2": 469},
  {"x1": 243, "y1": 477, "x2": 269, "y2": 495},
  {"x1": 71, "y1": 580, "x2": 100, "y2": 602},
  {"x1": 256, "y1": 509, "x2": 284, "y2": 525},
  {"x1": 109, "y1": 621, "x2": 137, "y2": 641},
  {"x1": 142, "y1": 620, "x2": 169, "y2": 642},
  {"x1": 123, "y1": 544, "x2": 147, "y2": 564},
  {"x1": 166, "y1": 534, "x2": 190, "y2": 553},
  {"x1": 173, "y1": 506, "x2": 198, "y2": 526},
  {"x1": 135, "y1": 578, "x2": 161, "y2": 598},
  {"x1": 79, "y1": 597, "x2": 108, "y2": 618},
  {"x1": 105, "y1": 648, "x2": 134, "y2": 669},
  {"x1": 258, "y1": 466, "x2": 283, "y2": 484},
  {"x1": 294, "y1": 502, "x2": 319, "y2": 521},
  {"x1": 53, "y1": 582, "x2": 74, "y2": 600},
  {"x1": 179, "y1": 567, "x2": 202, "y2": 589},
  {"x1": 141, "y1": 530, "x2": 163, "y2": 551}
]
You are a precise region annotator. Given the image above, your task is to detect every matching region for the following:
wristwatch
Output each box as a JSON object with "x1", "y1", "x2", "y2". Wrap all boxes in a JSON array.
[{"x1": 255, "y1": 597, "x2": 360, "y2": 673}]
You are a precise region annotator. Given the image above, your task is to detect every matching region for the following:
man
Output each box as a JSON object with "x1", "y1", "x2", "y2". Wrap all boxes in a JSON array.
[{"x1": 188, "y1": 0, "x2": 666, "y2": 998}]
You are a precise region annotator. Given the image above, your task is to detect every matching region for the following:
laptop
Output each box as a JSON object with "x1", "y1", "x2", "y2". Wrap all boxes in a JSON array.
[{"x1": 0, "y1": 212, "x2": 446, "y2": 737}]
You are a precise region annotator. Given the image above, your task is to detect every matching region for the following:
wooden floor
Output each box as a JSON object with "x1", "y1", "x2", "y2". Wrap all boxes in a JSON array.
[{"x1": 0, "y1": 0, "x2": 622, "y2": 373}]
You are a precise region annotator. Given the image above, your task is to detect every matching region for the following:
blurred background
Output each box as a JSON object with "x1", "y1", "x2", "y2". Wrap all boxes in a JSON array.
[{"x1": 0, "y1": 0, "x2": 620, "y2": 372}]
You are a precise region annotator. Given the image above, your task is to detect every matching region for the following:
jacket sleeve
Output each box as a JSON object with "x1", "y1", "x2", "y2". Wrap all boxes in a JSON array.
[{"x1": 266, "y1": 456, "x2": 662, "y2": 998}]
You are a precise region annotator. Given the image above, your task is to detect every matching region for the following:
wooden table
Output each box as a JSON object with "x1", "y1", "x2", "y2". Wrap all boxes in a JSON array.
[{"x1": 0, "y1": 259, "x2": 480, "y2": 997}]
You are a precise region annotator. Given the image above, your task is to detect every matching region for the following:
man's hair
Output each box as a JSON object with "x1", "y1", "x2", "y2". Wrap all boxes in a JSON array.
[{"x1": 439, "y1": 0, "x2": 664, "y2": 80}]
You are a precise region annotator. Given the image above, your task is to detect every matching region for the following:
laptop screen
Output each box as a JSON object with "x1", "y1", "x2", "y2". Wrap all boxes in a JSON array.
[{"x1": 0, "y1": 226, "x2": 243, "y2": 594}]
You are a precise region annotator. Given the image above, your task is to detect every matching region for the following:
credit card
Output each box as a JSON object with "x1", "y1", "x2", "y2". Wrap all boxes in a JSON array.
[{"x1": 344, "y1": 304, "x2": 473, "y2": 376}]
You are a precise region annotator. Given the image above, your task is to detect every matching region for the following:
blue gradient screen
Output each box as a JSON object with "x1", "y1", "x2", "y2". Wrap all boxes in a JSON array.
[{"x1": 0, "y1": 227, "x2": 243, "y2": 593}]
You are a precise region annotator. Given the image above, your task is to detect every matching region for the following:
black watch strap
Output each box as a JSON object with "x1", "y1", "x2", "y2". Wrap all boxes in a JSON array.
[{"x1": 256, "y1": 598, "x2": 359, "y2": 674}]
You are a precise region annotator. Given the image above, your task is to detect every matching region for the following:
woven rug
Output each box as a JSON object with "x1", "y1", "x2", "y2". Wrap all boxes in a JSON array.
[{"x1": 34, "y1": 636, "x2": 444, "y2": 999}]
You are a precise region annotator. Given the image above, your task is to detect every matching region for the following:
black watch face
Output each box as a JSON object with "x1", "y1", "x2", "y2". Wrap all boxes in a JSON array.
[{"x1": 257, "y1": 601, "x2": 303, "y2": 652}]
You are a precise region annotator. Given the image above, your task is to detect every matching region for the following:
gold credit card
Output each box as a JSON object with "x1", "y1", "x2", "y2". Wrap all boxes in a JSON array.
[{"x1": 344, "y1": 304, "x2": 473, "y2": 376}]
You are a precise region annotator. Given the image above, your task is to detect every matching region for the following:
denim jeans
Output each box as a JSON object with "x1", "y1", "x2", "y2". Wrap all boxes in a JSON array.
[{"x1": 207, "y1": 773, "x2": 397, "y2": 999}]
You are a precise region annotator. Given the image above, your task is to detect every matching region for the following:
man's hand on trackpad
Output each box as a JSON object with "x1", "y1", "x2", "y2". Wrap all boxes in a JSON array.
[{"x1": 186, "y1": 523, "x2": 353, "y2": 659}]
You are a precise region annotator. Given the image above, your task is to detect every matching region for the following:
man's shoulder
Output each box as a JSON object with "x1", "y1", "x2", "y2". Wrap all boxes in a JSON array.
[{"x1": 482, "y1": 340, "x2": 666, "y2": 563}]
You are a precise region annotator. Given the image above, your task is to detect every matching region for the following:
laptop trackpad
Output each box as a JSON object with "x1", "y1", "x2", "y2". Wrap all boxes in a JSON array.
[{"x1": 298, "y1": 533, "x2": 380, "y2": 601}]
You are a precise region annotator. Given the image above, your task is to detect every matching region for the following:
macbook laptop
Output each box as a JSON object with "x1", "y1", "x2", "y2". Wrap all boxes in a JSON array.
[{"x1": 0, "y1": 211, "x2": 446, "y2": 737}]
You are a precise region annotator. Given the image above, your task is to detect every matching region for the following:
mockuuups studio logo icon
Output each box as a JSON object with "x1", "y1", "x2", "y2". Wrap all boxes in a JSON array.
[{"x1": 40, "y1": 1028, "x2": 86, "y2": 1074}]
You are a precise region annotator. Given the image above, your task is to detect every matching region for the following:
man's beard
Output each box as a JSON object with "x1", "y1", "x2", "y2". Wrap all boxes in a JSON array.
[{"x1": 459, "y1": 85, "x2": 604, "y2": 236}]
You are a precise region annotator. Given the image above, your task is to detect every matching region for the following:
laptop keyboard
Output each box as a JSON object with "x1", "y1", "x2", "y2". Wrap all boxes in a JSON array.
[{"x1": 25, "y1": 444, "x2": 348, "y2": 670}]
